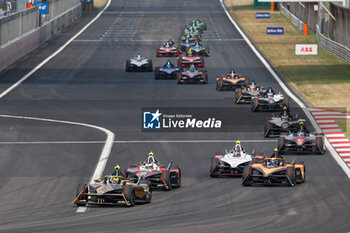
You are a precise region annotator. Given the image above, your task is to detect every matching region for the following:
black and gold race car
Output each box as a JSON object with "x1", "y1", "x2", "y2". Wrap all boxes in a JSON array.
[{"x1": 73, "y1": 175, "x2": 152, "y2": 207}]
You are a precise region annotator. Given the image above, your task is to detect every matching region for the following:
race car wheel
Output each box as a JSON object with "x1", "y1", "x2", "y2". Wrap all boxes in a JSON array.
[
  {"x1": 283, "y1": 96, "x2": 289, "y2": 107},
  {"x1": 75, "y1": 184, "x2": 87, "y2": 206},
  {"x1": 177, "y1": 74, "x2": 182, "y2": 84},
  {"x1": 242, "y1": 166, "x2": 252, "y2": 186},
  {"x1": 287, "y1": 167, "x2": 296, "y2": 187},
  {"x1": 204, "y1": 73, "x2": 208, "y2": 84},
  {"x1": 251, "y1": 98, "x2": 258, "y2": 112},
  {"x1": 264, "y1": 118, "x2": 271, "y2": 137},
  {"x1": 124, "y1": 185, "x2": 135, "y2": 207},
  {"x1": 148, "y1": 60, "x2": 153, "y2": 72},
  {"x1": 316, "y1": 136, "x2": 325, "y2": 154},
  {"x1": 172, "y1": 165, "x2": 181, "y2": 187},
  {"x1": 244, "y1": 78, "x2": 249, "y2": 87},
  {"x1": 210, "y1": 158, "x2": 218, "y2": 177},
  {"x1": 125, "y1": 60, "x2": 131, "y2": 72},
  {"x1": 235, "y1": 88, "x2": 242, "y2": 104},
  {"x1": 161, "y1": 171, "x2": 172, "y2": 191},
  {"x1": 295, "y1": 167, "x2": 304, "y2": 183},
  {"x1": 218, "y1": 78, "x2": 223, "y2": 91},
  {"x1": 277, "y1": 136, "x2": 285, "y2": 154},
  {"x1": 154, "y1": 67, "x2": 160, "y2": 80}
]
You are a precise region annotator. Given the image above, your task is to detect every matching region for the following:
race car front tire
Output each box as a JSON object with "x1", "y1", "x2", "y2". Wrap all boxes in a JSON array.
[
  {"x1": 161, "y1": 171, "x2": 172, "y2": 191},
  {"x1": 125, "y1": 60, "x2": 131, "y2": 72},
  {"x1": 148, "y1": 60, "x2": 153, "y2": 72},
  {"x1": 242, "y1": 166, "x2": 252, "y2": 186},
  {"x1": 235, "y1": 88, "x2": 242, "y2": 103},
  {"x1": 124, "y1": 185, "x2": 135, "y2": 207},
  {"x1": 210, "y1": 158, "x2": 218, "y2": 177},
  {"x1": 75, "y1": 184, "x2": 88, "y2": 206},
  {"x1": 154, "y1": 67, "x2": 160, "y2": 80}
]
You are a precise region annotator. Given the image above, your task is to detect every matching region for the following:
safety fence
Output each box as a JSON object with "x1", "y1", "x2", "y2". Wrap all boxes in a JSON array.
[
  {"x1": 280, "y1": 3, "x2": 304, "y2": 33},
  {"x1": 316, "y1": 24, "x2": 350, "y2": 64},
  {"x1": 0, "y1": 0, "x2": 81, "y2": 72}
]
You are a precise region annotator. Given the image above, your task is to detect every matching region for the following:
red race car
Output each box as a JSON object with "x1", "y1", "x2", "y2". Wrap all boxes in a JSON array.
[
  {"x1": 156, "y1": 41, "x2": 180, "y2": 57},
  {"x1": 125, "y1": 152, "x2": 181, "y2": 191},
  {"x1": 177, "y1": 50, "x2": 204, "y2": 68}
]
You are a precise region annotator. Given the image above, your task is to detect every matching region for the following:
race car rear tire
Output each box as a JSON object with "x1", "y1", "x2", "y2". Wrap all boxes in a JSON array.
[
  {"x1": 172, "y1": 165, "x2": 182, "y2": 187},
  {"x1": 242, "y1": 166, "x2": 252, "y2": 186},
  {"x1": 204, "y1": 73, "x2": 208, "y2": 84},
  {"x1": 218, "y1": 78, "x2": 223, "y2": 91},
  {"x1": 287, "y1": 167, "x2": 296, "y2": 187},
  {"x1": 161, "y1": 171, "x2": 172, "y2": 191},
  {"x1": 244, "y1": 78, "x2": 249, "y2": 87},
  {"x1": 235, "y1": 88, "x2": 242, "y2": 104},
  {"x1": 316, "y1": 136, "x2": 325, "y2": 154},
  {"x1": 154, "y1": 67, "x2": 160, "y2": 80},
  {"x1": 277, "y1": 136, "x2": 286, "y2": 154},
  {"x1": 264, "y1": 118, "x2": 271, "y2": 137},
  {"x1": 148, "y1": 60, "x2": 153, "y2": 72},
  {"x1": 124, "y1": 185, "x2": 135, "y2": 207},
  {"x1": 75, "y1": 184, "x2": 87, "y2": 206},
  {"x1": 251, "y1": 98, "x2": 259, "y2": 112},
  {"x1": 295, "y1": 167, "x2": 305, "y2": 183},
  {"x1": 210, "y1": 158, "x2": 218, "y2": 177},
  {"x1": 125, "y1": 60, "x2": 131, "y2": 72}
]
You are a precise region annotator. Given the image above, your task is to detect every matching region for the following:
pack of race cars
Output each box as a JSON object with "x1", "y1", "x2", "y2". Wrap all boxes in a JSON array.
[
  {"x1": 74, "y1": 19, "x2": 327, "y2": 208},
  {"x1": 125, "y1": 19, "x2": 209, "y2": 84}
]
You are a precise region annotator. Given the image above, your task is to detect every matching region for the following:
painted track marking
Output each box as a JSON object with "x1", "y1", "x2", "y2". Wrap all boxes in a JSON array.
[
  {"x1": 0, "y1": 0, "x2": 114, "y2": 213},
  {"x1": 219, "y1": 0, "x2": 350, "y2": 178},
  {"x1": 0, "y1": 139, "x2": 276, "y2": 144}
]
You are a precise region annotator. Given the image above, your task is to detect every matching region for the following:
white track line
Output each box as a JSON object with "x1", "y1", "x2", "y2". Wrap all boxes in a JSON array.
[
  {"x1": 0, "y1": 0, "x2": 111, "y2": 99},
  {"x1": 0, "y1": 139, "x2": 275, "y2": 144},
  {"x1": 219, "y1": 0, "x2": 350, "y2": 178},
  {"x1": 0, "y1": 0, "x2": 114, "y2": 213}
]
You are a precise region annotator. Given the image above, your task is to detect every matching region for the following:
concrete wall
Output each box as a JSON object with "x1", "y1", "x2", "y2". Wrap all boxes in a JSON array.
[
  {"x1": 288, "y1": 2, "x2": 319, "y2": 32},
  {"x1": 330, "y1": 3, "x2": 350, "y2": 48},
  {"x1": 0, "y1": 3, "x2": 81, "y2": 72}
]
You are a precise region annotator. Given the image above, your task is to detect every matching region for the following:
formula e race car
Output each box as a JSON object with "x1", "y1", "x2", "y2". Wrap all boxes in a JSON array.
[
  {"x1": 126, "y1": 54, "x2": 153, "y2": 72},
  {"x1": 73, "y1": 175, "x2": 152, "y2": 207},
  {"x1": 264, "y1": 107, "x2": 306, "y2": 137},
  {"x1": 182, "y1": 28, "x2": 202, "y2": 41},
  {"x1": 216, "y1": 70, "x2": 249, "y2": 91},
  {"x1": 188, "y1": 42, "x2": 210, "y2": 57},
  {"x1": 251, "y1": 87, "x2": 288, "y2": 112},
  {"x1": 178, "y1": 38, "x2": 196, "y2": 53},
  {"x1": 125, "y1": 153, "x2": 181, "y2": 191},
  {"x1": 177, "y1": 64, "x2": 208, "y2": 84},
  {"x1": 154, "y1": 60, "x2": 179, "y2": 79},
  {"x1": 210, "y1": 141, "x2": 260, "y2": 177},
  {"x1": 234, "y1": 80, "x2": 266, "y2": 104},
  {"x1": 156, "y1": 41, "x2": 180, "y2": 57},
  {"x1": 179, "y1": 32, "x2": 201, "y2": 43},
  {"x1": 177, "y1": 50, "x2": 205, "y2": 68},
  {"x1": 277, "y1": 123, "x2": 325, "y2": 154},
  {"x1": 242, "y1": 155, "x2": 305, "y2": 187},
  {"x1": 186, "y1": 19, "x2": 207, "y2": 32}
]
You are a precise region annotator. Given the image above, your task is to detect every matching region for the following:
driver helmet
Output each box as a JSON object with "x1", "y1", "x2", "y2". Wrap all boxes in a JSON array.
[
  {"x1": 166, "y1": 60, "x2": 172, "y2": 68},
  {"x1": 185, "y1": 38, "x2": 190, "y2": 44},
  {"x1": 267, "y1": 88, "x2": 274, "y2": 97},
  {"x1": 136, "y1": 54, "x2": 142, "y2": 61},
  {"x1": 187, "y1": 49, "x2": 193, "y2": 56},
  {"x1": 271, "y1": 159, "x2": 278, "y2": 167},
  {"x1": 165, "y1": 42, "x2": 171, "y2": 48},
  {"x1": 195, "y1": 41, "x2": 200, "y2": 47},
  {"x1": 250, "y1": 81, "x2": 256, "y2": 90},
  {"x1": 189, "y1": 64, "x2": 196, "y2": 72}
]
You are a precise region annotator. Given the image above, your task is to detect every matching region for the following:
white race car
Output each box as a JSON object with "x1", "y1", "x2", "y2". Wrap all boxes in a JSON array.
[
  {"x1": 251, "y1": 87, "x2": 288, "y2": 112},
  {"x1": 210, "y1": 141, "x2": 259, "y2": 177},
  {"x1": 126, "y1": 54, "x2": 153, "y2": 72}
]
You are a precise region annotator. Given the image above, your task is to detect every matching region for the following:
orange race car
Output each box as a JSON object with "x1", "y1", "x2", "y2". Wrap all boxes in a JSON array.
[
  {"x1": 216, "y1": 70, "x2": 249, "y2": 91},
  {"x1": 242, "y1": 153, "x2": 305, "y2": 187}
]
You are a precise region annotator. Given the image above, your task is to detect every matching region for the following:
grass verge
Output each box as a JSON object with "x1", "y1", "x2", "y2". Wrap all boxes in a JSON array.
[{"x1": 226, "y1": 1, "x2": 350, "y2": 112}]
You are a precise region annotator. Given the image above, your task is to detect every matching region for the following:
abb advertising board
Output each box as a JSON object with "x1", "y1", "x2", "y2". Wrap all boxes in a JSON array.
[{"x1": 295, "y1": 44, "x2": 318, "y2": 55}]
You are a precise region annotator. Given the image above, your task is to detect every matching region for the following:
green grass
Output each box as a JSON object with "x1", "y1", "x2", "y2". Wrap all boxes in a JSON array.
[{"x1": 227, "y1": 2, "x2": 350, "y2": 109}]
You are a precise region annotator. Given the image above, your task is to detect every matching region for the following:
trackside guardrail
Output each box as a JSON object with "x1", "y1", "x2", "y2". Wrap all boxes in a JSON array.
[
  {"x1": 279, "y1": 3, "x2": 304, "y2": 33},
  {"x1": 316, "y1": 24, "x2": 350, "y2": 64}
]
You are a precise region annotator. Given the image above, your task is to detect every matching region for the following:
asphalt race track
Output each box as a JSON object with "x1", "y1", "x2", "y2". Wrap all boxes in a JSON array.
[{"x1": 0, "y1": 0, "x2": 349, "y2": 232}]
